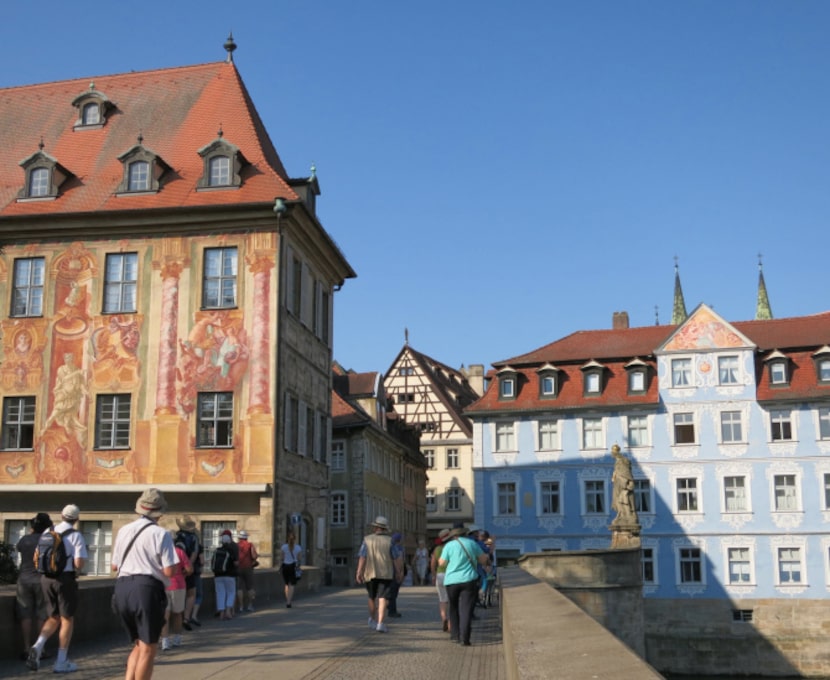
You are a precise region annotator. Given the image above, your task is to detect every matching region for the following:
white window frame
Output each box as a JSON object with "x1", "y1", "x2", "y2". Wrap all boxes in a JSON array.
[
  {"x1": 718, "y1": 355, "x2": 740, "y2": 385},
  {"x1": 772, "y1": 473, "x2": 800, "y2": 512},
  {"x1": 769, "y1": 409, "x2": 794, "y2": 442},
  {"x1": 540, "y1": 374, "x2": 556, "y2": 396},
  {"x1": 79, "y1": 520, "x2": 113, "y2": 576},
  {"x1": 423, "y1": 449, "x2": 435, "y2": 469},
  {"x1": 445, "y1": 487, "x2": 461, "y2": 512},
  {"x1": 582, "y1": 479, "x2": 606, "y2": 515},
  {"x1": 633, "y1": 478, "x2": 652, "y2": 514},
  {"x1": 627, "y1": 414, "x2": 649, "y2": 448},
  {"x1": 537, "y1": 419, "x2": 560, "y2": 451},
  {"x1": 103, "y1": 252, "x2": 138, "y2": 314},
  {"x1": 585, "y1": 371, "x2": 601, "y2": 395},
  {"x1": 770, "y1": 361, "x2": 788, "y2": 385},
  {"x1": 425, "y1": 488, "x2": 437, "y2": 512},
  {"x1": 676, "y1": 545, "x2": 704, "y2": 585},
  {"x1": 641, "y1": 546, "x2": 656, "y2": 584},
  {"x1": 725, "y1": 544, "x2": 755, "y2": 586},
  {"x1": 330, "y1": 491, "x2": 347, "y2": 527},
  {"x1": 11, "y1": 257, "x2": 45, "y2": 317},
  {"x1": 676, "y1": 477, "x2": 700, "y2": 513},
  {"x1": 496, "y1": 481, "x2": 518, "y2": 516},
  {"x1": 673, "y1": 412, "x2": 696, "y2": 445},
  {"x1": 330, "y1": 440, "x2": 345, "y2": 471},
  {"x1": 671, "y1": 358, "x2": 692, "y2": 387},
  {"x1": 446, "y1": 448, "x2": 459, "y2": 469},
  {"x1": 722, "y1": 475, "x2": 749, "y2": 513},
  {"x1": 494, "y1": 421, "x2": 516, "y2": 452},
  {"x1": 538, "y1": 480, "x2": 562, "y2": 516},
  {"x1": 581, "y1": 417, "x2": 604, "y2": 450},
  {"x1": 775, "y1": 545, "x2": 805, "y2": 586},
  {"x1": 817, "y1": 407, "x2": 830, "y2": 441},
  {"x1": 500, "y1": 377, "x2": 515, "y2": 399},
  {"x1": 720, "y1": 410, "x2": 744, "y2": 444}
]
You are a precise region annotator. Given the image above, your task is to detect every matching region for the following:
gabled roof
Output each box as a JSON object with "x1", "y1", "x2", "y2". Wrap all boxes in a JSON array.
[
  {"x1": 385, "y1": 345, "x2": 481, "y2": 436},
  {"x1": 331, "y1": 387, "x2": 372, "y2": 429},
  {"x1": 0, "y1": 61, "x2": 297, "y2": 217}
]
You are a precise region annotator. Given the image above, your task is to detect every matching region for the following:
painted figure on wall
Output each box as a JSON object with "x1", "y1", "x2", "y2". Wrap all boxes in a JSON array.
[
  {"x1": 44, "y1": 352, "x2": 88, "y2": 441},
  {"x1": 91, "y1": 314, "x2": 142, "y2": 385}
]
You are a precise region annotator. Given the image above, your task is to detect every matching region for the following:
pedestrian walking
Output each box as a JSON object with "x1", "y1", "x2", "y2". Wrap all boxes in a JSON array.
[
  {"x1": 412, "y1": 539, "x2": 429, "y2": 585},
  {"x1": 174, "y1": 516, "x2": 200, "y2": 630},
  {"x1": 160, "y1": 534, "x2": 192, "y2": 651},
  {"x1": 439, "y1": 523, "x2": 491, "y2": 646},
  {"x1": 279, "y1": 531, "x2": 303, "y2": 608},
  {"x1": 236, "y1": 530, "x2": 258, "y2": 612},
  {"x1": 15, "y1": 512, "x2": 51, "y2": 661},
  {"x1": 27, "y1": 503, "x2": 88, "y2": 673},
  {"x1": 212, "y1": 530, "x2": 238, "y2": 619},
  {"x1": 429, "y1": 528, "x2": 451, "y2": 632},
  {"x1": 386, "y1": 532, "x2": 404, "y2": 617},
  {"x1": 111, "y1": 488, "x2": 178, "y2": 680},
  {"x1": 355, "y1": 516, "x2": 403, "y2": 633}
]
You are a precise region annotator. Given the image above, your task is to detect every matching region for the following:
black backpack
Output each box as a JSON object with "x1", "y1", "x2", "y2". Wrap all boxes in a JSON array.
[
  {"x1": 34, "y1": 528, "x2": 76, "y2": 578},
  {"x1": 212, "y1": 545, "x2": 232, "y2": 574}
]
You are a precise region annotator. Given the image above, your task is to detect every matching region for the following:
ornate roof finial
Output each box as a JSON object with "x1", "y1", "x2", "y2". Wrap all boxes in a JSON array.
[
  {"x1": 671, "y1": 257, "x2": 688, "y2": 325},
  {"x1": 137, "y1": 131, "x2": 143, "y2": 146},
  {"x1": 309, "y1": 162, "x2": 316, "y2": 180},
  {"x1": 755, "y1": 253, "x2": 773, "y2": 320},
  {"x1": 224, "y1": 32, "x2": 237, "y2": 63},
  {"x1": 654, "y1": 305, "x2": 660, "y2": 326},
  {"x1": 217, "y1": 124, "x2": 224, "y2": 139},
  {"x1": 89, "y1": 81, "x2": 95, "y2": 92},
  {"x1": 404, "y1": 327, "x2": 409, "y2": 346},
  {"x1": 38, "y1": 136, "x2": 44, "y2": 151}
]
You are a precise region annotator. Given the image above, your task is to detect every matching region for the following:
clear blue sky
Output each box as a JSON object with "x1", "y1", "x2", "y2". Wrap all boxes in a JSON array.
[{"x1": 6, "y1": 2, "x2": 830, "y2": 375}]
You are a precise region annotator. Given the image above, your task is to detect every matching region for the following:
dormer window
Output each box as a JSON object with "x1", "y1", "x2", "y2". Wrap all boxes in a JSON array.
[
  {"x1": 116, "y1": 137, "x2": 169, "y2": 195},
  {"x1": 625, "y1": 358, "x2": 648, "y2": 395},
  {"x1": 17, "y1": 145, "x2": 71, "y2": 201},
  {"x1": 536, "y1": 363, "x2": 560, "y2": 399},
  {"x1": 197, "y1": 133, "x2": 246, "y2": 190},
  {"x1": 71, "y1": 83, "x2": 114, "y2": 130},
  {"x1": 497, "y1": 367, "x2": 518, "y2": 400},
  {"x1": 581, "y1": 360, "x2": 604, "y2": 396},
  {"x1": 764, "y1": 350, "x2": 789, "y2": 387},
  {"x1": 813, "y1": 346, "x2": 830, "y2": 384}
]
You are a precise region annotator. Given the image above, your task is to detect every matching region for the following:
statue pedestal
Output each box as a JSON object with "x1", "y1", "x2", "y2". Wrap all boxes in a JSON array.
[{"x1": 610, "y1": 524, "x2": 642, "y2": 549}]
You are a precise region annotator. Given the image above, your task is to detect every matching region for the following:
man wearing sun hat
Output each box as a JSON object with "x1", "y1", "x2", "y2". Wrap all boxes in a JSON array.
[
  {"x1": 175, "y1": 515, "x2": 201, "y2": 629},
  {"x1": 355, "y1": 516, "x2": 404, "y2": 633},
  {"x1": 27, "y1": 503, "x2": 88, "y2": 673},
  {"x1": 111, "y1": 488, "x2": 178, "y2": 680}
]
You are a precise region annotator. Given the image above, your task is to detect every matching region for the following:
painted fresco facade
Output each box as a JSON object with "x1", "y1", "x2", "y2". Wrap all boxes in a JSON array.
[
  {"x1": 466, "y1": 302, "x2": 830, "y2": 675},
  {"x1": 0, "y1": 52, "x2": 354, "y2": 571}
]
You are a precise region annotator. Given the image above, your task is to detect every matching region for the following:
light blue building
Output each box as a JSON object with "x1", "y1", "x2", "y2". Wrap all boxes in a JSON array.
[{"x1": 465, "y1": 274, "x2": 830, "y2": 675}]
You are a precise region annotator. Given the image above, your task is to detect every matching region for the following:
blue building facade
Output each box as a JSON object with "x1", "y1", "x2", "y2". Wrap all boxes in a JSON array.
[{"x1": 467, "y1": 303, "x2": 830, "y2": 603}]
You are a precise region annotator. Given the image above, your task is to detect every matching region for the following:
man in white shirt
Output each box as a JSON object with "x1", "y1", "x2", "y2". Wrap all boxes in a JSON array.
[
  {"x1": 27, "y1": 503, "x2": 88, "y2": 673},
  {"x1": 111, "y1": 488, "x2": 178, "y2": 680}
]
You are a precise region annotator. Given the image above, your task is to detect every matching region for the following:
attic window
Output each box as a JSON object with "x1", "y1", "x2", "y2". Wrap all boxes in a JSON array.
[
  {"x1": 536, "y1": 364, "x2": 560, "y2": 399},
  {"x1": 625, "y1": 358, "x2": 648, "y2": 395},
  {"x1": 116, "y1": 138, "x2": 169, "y2": 195},
  {"x1": 581, "y1": 360, "x2": 604, "y2": 396},
  {"x1": 764, "y1": 350, "x2": 789, "y2": 387},
  {"x1": 17, "y1": 147, "x2": 70, "y2": 201},
  {"x1": 197, "y1": 134, "x2": 245, "y2": 190},
  {"x1": 497, "y1": 367, "x2": 518, "y2": 401},
  {"x1": 813, "y1": 346, "x2": 830, "y2": 384},
  {"x1": 72, "y1": 83, "x2": 113, "y2": 129}
]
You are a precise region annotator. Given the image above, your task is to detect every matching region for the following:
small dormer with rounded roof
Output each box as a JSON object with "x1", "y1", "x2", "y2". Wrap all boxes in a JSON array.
[
  {"x1": 536, "y1": 363, "x2": 560, "y2": 399},
  {"x1": 813, "y1": 345, "x2": 830, "y2": 385},
  {"x1": 71, "y1": 82, "x2": 115, "y2": 129},
  {"x1": 581, "y1": 359, "x2": 605, "y2": 396}
]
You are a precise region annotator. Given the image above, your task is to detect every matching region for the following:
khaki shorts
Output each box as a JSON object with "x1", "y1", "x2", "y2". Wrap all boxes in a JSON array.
[{"x1": 166, "y1": 588, "x2": 186, "y2": 614}]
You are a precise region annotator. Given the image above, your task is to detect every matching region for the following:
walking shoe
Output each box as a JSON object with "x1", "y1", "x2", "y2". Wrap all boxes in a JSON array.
[
  {"x1": 190, "y1": 618, "x2": 202, "y2": 627},
  {"x1": 442, "y1": 620, "x2": 449, "y2": 632},
  {"x1": 52, "y1": 660, "x2": 78, "y2": 673},
  {"x1": 388, "y1": 611, "x2": 402, "y2": 618},
  {"x1": 246, "y1": 605, "x2": 255, "y2": 612},
  {"x1": 375, "y1": 622, "x2": 388, "y2": 633},
  {"x1": 172, "y1": 635, "x2": 182, "y2": 647},
  {"x1": 26, "y1": 646, "x2": 40, "y2": 671},
  {"x1": 161, "y1": 638, "x2": 172, "y2": 651},
  {"x1": 182, "y1": 620, "x2": 192, "y2": 631},
  {"x1": 367, "y1": 617, "x2": 375, "y2": 630}
]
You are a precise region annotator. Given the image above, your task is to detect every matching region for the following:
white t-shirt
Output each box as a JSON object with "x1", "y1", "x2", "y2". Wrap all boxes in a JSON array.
[
  {"x1": 280, "y1": 543, "x2": 302, "y2": 565},
  {"x1": 112, "y1": 517, "x2": 178, "y2": 586},
  {"x1": 53, "y1": 520, "x2": 88, "y2": 573}
]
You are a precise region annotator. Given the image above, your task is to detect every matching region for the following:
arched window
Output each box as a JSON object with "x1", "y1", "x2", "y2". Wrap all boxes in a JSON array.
[{"x1": 82, "y1": 102, "x2": 100, "y2": 125}]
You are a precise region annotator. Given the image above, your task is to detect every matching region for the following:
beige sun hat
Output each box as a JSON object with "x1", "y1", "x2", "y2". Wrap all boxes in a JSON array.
[{"x1": 135, "y1": 488, "x2": 168, "y2": 519}]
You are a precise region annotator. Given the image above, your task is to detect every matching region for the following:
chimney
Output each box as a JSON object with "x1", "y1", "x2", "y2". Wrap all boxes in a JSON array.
[
  {"x1": 613, "y1": 311, "x2": 630, "y2": 330},
  {"x1": 462, "y1": 364, "x2": 486, "y2": 396}
]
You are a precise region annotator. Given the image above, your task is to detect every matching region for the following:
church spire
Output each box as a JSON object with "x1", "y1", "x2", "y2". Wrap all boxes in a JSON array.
[
  {"x1": 671, "y1": 257, "x2": 688, "y2": 325},
  {"x1": 755, "y1": 254, "x2": 773, "y2": 320}
]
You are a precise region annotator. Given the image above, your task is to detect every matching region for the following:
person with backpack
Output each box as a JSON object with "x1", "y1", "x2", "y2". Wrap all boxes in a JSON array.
[
  {"x1": 235, "y1": 530, "x2": 258, "y2": 613},
  {"x1": 15, "y1": 512, "x2": 51, "y2": 662},
  {"x1": 174, "y1": 516, "x2": 200, "y2": 630},
  {"x1": 160, "y1": 533, "x2": 192, "y2": 651},
  {"x1": 212, "y1": 530, "x2": 238, "y2": 620},
  {"x1": 27, "y1": 504, "x2": 88, "y2": 673}
]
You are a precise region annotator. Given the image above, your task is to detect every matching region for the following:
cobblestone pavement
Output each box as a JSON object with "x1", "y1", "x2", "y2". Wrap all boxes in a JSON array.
[{"x1": 1, "y1": 586, "x2": 504, "y2": 680}]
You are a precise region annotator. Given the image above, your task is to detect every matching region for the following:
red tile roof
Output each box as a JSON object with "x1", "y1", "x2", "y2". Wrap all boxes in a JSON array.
[
  {"x1": 469, "y1": 310, "x2": 830, "y2": 415},
  {"x1": 0, "y1": 61, "x2": 297, "y2": 217}
]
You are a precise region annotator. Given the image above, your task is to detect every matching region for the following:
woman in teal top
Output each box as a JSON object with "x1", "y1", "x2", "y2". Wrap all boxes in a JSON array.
[{"x1": 438, "y1": 526, "x2": 490, "y2": 646}]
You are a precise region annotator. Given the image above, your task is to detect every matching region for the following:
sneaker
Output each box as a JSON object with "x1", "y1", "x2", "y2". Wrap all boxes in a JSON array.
[
  {"x1": 172, "y1": 635, "x2": 182, "y2": 647},
  {"x1": 246, "y1": 605, "x2": 255, "y2": 612},
  {"x1": 26, "y1": 646, "x2": 40, "y2": 671},
  {"x1": 375, "y1": 622, "x2": 388, "y2": 633},
  {"x1": 388, "y1": 611, "x2": 402, "y2": 618},
  {"x1": 367, "y1": 617, "x2": 375, "y2": 630},
  {"x1": 161, "y1": 638, "x2": 172, "y2": 651},
  {"x1": 52, "y1": 660, "x2": 78, "y2": 673},
  {"x1": 182, "y1": 620, "x2": 192, "y2": 631},
  {"x1": 190, "y1": 618, "x2": 202, "y2": 627}
]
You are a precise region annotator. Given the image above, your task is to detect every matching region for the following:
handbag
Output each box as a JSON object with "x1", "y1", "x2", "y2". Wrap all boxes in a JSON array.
[
  {"x1": 295, "y1": 565, "x2": 302, "y2": 580},
  {"x1": 111, "y1": 520, "x2": 153, "y2": 614}
]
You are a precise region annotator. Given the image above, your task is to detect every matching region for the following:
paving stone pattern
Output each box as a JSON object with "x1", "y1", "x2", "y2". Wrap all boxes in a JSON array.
[{"x1": 0, "y1": 586, "x2": 505, "y2": 680}]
